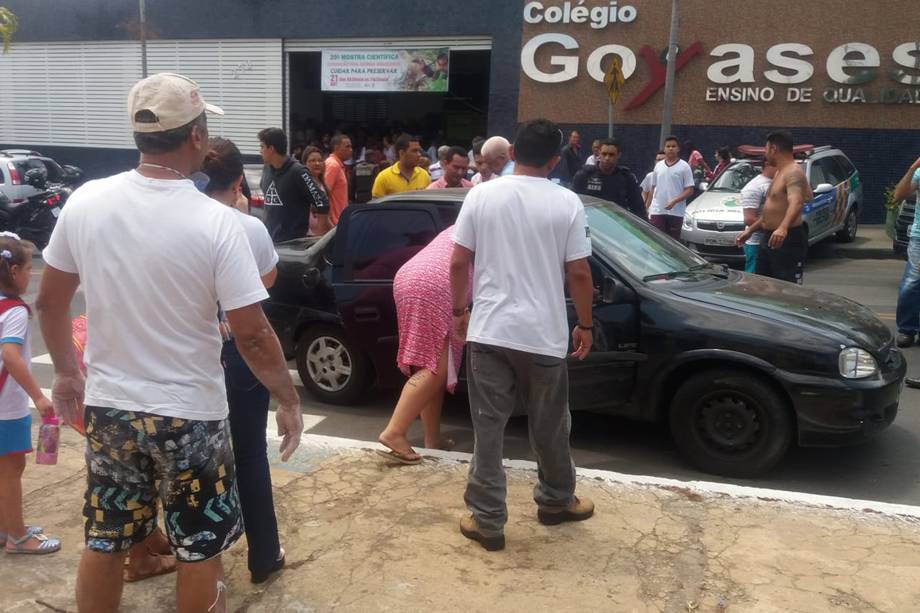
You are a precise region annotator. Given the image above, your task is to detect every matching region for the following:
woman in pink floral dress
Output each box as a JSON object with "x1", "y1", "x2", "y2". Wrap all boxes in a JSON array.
[{"x1": 377, "y1": 226, "x2": 470, "y2": 463}]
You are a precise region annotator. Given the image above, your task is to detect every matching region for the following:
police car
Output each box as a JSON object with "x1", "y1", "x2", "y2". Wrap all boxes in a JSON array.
[{"x1": 681, "y1": 145, "x2": 862, "y2": 262}]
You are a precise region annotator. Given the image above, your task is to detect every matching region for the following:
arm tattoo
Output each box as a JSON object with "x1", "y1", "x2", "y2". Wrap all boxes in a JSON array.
[{"x1": 785, "y1": 171, "x2": 807, "y2": 200}]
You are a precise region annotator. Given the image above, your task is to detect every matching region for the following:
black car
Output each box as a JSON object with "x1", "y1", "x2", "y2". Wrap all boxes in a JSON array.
[{"x1": 264, "y1": 189, "x2": 904, "y2": 478}]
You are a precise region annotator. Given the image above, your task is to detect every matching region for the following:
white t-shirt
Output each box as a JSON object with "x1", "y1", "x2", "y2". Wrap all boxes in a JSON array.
[
  {"x1": 232, "y1": 208, "x2": 279, "y2": 276},
  {"x1": 740, "y1": 174, "x2": 772, "y2": 246},
  {"x1": 650, "y1": 159, "x2": 695, "y2": 217},
  {"x1": 453, "y1": 175, "x2": 592, "y2": 359},
  {"x1": 43, "y1": 171, "x2": 268, "y2": 421},
  {"x1": 0, "y1": 301, "x2": 31, "y2": 420},
  {"x1": 640, "y1": 171, "x2": 654, "y2": 194}
]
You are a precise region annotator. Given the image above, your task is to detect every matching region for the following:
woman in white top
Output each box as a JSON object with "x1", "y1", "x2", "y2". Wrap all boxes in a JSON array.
[{"x1": 202, "y1": 138, "x2": 284, "y2": 584}]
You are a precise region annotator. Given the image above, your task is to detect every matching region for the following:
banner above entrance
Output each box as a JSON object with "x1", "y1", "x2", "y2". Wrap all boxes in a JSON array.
[{"x1": 321, "y1": 48, "x2": 450, "y2": 92}]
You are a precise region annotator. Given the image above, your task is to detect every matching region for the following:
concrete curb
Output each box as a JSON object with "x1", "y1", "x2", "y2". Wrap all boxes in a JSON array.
[
  {"x1": 832, "y1": 247, "x2": 902, "y2": 260},
  {"x1": 270, "y1": 428, "x2": 920, "y2": 521}
]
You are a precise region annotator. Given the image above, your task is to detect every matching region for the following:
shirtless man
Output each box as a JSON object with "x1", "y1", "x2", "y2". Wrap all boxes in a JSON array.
[{"x1": 738, "y1": 130, "x2": 812, "y2": 284}]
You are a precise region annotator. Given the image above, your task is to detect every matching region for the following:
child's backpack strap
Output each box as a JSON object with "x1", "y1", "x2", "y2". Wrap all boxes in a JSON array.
[{"x1": 0, "y1": 297, "x2": 31, "y2": 393}]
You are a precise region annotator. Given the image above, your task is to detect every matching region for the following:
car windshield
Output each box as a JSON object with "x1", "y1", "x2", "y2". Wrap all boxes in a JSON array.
[
  {"x1": 708, "y1": 161, "x2": 761, "y2": 192},
  {"x1": 585, "y1": 202, "x2": 712, "y2": 283}
]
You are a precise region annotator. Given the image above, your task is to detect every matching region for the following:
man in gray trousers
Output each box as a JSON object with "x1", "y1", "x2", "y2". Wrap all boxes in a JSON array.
[{"x1": 450, "y1": 118, "x2": 596, "y2": 551}]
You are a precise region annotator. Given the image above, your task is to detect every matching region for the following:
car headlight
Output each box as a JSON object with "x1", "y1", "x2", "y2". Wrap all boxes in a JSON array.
[
  {"x1": 682, "y1": 214, "x2": 694, "y2": 230},
  {"x1": 838, "y1": 347, "x2": 878, "y2": 379}
]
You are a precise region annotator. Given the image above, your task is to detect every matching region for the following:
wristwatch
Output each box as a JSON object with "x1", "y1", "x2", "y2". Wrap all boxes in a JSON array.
[{"x1": 576, "y1": 322, "x2": 594, "y2": 331}]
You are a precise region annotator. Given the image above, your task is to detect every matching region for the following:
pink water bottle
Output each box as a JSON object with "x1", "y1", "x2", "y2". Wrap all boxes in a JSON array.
[{"x1": 36, "y1": 415, "x2": 60, "y2": 465}]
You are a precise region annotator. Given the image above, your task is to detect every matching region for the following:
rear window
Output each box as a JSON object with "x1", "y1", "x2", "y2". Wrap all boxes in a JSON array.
[
  {"x1": 13, "y1": 159, "x2": 47, "y2": 181},
  {"x1": 345, "y1": 209, "x2": 439, "y2": 280}
]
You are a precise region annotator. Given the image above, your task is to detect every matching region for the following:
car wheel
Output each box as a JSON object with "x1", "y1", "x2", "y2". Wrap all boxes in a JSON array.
[
  {"x1": 669, "y1": 369, "x2": 793, "y2": 477},
  {"x1": 835, "y1": 207, "x2": 858, "y2": 243},
  {"x1": 295, "y1": 324, "x2": 370, "y2": 405}
]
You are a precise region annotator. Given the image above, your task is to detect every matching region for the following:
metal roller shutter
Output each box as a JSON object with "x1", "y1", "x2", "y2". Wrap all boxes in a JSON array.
[
  {"x1": 0, "y1": 39, "x2": 282, "y2": 154},
  {"x1": 147, "y1": 39, "x2": 282, "y2": 154},
  {"x1": 0, "y1": 41, "x2": 141, "y2": 149}
]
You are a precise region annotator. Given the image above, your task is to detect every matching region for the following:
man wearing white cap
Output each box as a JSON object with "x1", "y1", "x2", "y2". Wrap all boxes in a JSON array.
[{"x1": 36, "y1": 73, "x2": 303, "y2": 613}]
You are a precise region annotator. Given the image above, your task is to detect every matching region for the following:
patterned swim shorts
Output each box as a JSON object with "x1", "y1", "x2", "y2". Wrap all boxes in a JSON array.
[{"x1": 83, "y1": 406, "x2": 243, "y2": 562}]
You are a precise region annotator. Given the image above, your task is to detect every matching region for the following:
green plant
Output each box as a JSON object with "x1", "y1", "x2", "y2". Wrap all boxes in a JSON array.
[
  {"x1": 0, "y1": 7, "x2": 17, "y2": 54},
  {"x1": 884, "y1": 184, "x2": 903, "y2": 212}
]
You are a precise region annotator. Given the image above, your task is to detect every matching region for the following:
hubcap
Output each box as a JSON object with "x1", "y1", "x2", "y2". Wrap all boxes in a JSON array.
[
  {"x1": 847, "y1": 210, "x2": 858, "y2": 239},
  {"x1": 305, "y1": 336, "x2": 353, "y2": 393},
  {"x1": 696, "y1": 394, "x2": 762, "y2": 453}
]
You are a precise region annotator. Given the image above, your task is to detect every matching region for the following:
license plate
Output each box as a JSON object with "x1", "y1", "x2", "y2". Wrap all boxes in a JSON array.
[
  {"x1": 51, "y1": 207, "x2": 61, "y2": 218},
  {"x1": 704, "y1": 236, "x2": 736, "y2": 246}
]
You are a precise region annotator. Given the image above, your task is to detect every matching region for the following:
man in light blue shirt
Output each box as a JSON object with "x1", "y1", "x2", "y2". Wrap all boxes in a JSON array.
[{"x1": 894, "y1": 155, "x2": 920, "y2": 349}]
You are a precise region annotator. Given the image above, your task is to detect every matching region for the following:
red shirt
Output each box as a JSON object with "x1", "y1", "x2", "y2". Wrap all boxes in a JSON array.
[{"x1": 324, "y1": 155, "x2": 349, "y2": 225}]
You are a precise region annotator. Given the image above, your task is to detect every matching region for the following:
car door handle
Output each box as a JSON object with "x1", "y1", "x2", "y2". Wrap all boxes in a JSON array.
[{"x1": 354, "y1": 306, "x2": 381, "y2": 322}]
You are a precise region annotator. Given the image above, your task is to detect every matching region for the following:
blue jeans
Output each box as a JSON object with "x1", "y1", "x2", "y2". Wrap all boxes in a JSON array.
[
  {"x1": 743, "y1": 244, "x2": 759, "y2": 273},
  {"x1": 897, "y1": 237, "x2": 920, "y2": 335},
  {"x1": 222, "y1": 341, "x2": 280, "y2": 576}
]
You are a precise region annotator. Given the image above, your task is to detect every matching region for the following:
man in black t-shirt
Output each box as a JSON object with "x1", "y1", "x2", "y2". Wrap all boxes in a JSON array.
[
  {"x1": 257, "y1": 128, "x2": 330, "y2": 242},
  {"x1": 572, "y1": 139, "x2": 645, "y2": 219}
]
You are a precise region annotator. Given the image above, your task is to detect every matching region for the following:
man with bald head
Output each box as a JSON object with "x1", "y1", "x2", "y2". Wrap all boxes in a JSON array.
[{"x1": 481, "y1": 136, "x2": 515, "y2": 178}]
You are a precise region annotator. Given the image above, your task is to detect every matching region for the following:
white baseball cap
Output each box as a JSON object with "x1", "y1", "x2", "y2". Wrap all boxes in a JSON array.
[{"x1": 128, "y1": 72, "x2": 223, "y2": 133}]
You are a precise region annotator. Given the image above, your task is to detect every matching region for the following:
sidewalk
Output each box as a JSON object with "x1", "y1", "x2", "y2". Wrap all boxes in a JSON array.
[{"x1": 6, "y1": 427, "x2": 920, "y2": 613}]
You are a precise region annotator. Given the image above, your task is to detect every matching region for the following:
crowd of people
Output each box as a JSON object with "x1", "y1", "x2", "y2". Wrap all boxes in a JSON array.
[
  {"x1": 0, "y1": 69, "x2": 833, "y2": 612},
  {"x1": 266, "y1": 119, "x2": 808, "y2": 287}
]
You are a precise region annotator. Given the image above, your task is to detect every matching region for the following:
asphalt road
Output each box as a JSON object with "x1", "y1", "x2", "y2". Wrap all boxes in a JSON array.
[{"x1": 24, "y1": 248, "x2": 920, "y2": 506}]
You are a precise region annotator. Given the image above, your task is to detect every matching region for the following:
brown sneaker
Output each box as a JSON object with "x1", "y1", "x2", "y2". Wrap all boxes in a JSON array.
[
  {"x1": 537, "y1": 496, "x2": 595, "y2": 526},
  {"x1": 459, "y1": 515, "x2": 505, "y2": 551}
]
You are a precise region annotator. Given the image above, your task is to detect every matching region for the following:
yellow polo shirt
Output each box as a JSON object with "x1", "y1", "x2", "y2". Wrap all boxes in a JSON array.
[{"x1": 371, "y1": 163, "x2": 431, "y2": 198}]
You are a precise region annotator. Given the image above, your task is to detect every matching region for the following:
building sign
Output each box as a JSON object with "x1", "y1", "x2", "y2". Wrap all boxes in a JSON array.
[
  {"x1": 517, "y1": 0, "x2": 920, "y2": 129},
  {"x1": 704, "y1": 42, "x2": 920, "y2": 105},
  {"x1": 321, "y1": 48, "x2": 450, "y2": 93}
]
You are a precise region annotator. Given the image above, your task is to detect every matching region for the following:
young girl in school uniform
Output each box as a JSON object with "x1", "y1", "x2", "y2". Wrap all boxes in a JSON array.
[{"x1": 0, "y1": 233, "x2": 61, "y2": 554}]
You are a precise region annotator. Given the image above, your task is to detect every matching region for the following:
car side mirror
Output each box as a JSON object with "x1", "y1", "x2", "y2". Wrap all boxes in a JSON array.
[
  {"x1": 699, "y1": 182, "x2": 709, "y2": 191},
  {"x1": 814, "y1": 183, "x2": 835, "y2": 195},
  {"x1": 302, "y1": 267, "x2": 321, "y2": 289},
  {"x1": 602, "y1": 276, "x2": 636, "y2": 304}
]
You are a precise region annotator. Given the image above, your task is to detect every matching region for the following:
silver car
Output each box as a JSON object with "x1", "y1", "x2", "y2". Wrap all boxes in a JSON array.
[
  {"x1": 0, "y1": 150, "x2": 81, "y2": 207},
  {"x1": 681, "y1": 146, "x2": 863, "y2": 262}
]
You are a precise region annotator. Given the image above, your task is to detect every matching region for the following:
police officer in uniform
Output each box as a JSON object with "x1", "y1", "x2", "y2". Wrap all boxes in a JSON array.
[{"x1": 572, "y1": 139, "x2": 645, "y2": 219}]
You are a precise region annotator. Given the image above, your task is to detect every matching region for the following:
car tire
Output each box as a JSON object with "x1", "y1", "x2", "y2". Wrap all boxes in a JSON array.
[
  {"x1": 669, "y1": 368, "x2": 793, "y2": 478},
  {"x1": 295, "y1": 324, "x2": 371, "y2": 405},
  {"x1": 835, "y1": 207, "x2": 858, "y2": 243}
]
